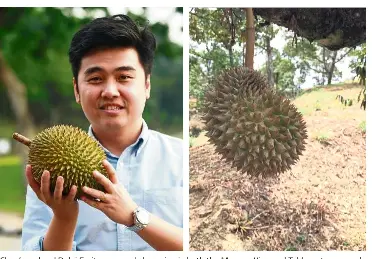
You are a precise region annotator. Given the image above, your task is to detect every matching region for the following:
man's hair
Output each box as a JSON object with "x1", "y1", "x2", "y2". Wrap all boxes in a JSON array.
[{"x1": 68, "y1": 14, "x2": 156, "y2": 83}]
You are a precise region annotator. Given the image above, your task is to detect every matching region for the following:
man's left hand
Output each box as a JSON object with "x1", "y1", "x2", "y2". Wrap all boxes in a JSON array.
[{"x1": 81, "y1": 160, "x2": 138, "y2": 226}]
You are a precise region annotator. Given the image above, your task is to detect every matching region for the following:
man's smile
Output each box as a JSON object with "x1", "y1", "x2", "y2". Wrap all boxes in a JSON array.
[{"x1": 99, "y1": 103, "x2": 124, "y2": 110}]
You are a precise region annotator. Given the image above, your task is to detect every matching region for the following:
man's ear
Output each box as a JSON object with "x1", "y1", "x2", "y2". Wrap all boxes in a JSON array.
[
  {"x1": 73, "y1": 77, "x2": 80, "y2": 103},
  {"x1": 145, "y1": 74, "x2": 151, "y2": 99}
]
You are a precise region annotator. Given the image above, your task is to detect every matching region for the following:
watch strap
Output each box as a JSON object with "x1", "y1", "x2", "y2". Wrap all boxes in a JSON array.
[{"x1": 127, "y1": 224, "x2": 144, "y2": 232}]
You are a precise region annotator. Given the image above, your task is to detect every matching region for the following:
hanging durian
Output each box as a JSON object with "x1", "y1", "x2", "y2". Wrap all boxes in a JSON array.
[{"x1": 203, "y1": 67, "x2": 307, "y2": 177}]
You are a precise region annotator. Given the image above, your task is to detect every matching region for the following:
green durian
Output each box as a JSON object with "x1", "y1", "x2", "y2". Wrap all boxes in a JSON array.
[{"x1": 13, "y1": 125, "x2": 108, "y2": 199}]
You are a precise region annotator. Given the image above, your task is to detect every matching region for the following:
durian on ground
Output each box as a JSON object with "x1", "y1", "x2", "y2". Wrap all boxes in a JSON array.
[
  {"x1": 203, "y1": 67, "x2": 308, "y2": 177},
  {"x1": 13, "y1": 125, "x2": 108, "y2": 199}
]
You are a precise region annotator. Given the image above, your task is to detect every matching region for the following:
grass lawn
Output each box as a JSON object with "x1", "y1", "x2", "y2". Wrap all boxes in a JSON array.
[
  {"x1": 293, "y1": 84, "x2": 365, "y2": 120},
  {"x1": 0, "y1": 155, "x2": 26, "y2": 215}
]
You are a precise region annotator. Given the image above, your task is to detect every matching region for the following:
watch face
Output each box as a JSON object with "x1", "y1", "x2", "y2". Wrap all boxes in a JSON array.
[{"x1": 137, "y1": 209, "x2": 150, "y2": 224}]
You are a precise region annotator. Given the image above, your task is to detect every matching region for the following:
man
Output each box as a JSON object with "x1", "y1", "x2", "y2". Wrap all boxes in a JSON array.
[{"x1": 21, "y1": 14, "x2": 183, "y2": 251}]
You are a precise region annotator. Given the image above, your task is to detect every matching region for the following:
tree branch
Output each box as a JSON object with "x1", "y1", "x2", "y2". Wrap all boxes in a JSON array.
[
  {"x1": 322, "y1": 47, "x2": 330, "y2": 73},
  {"x1": 304, "y1": 62, "x2": 324, "y2": 74},
  {"x1": 335, "y1": 48, "x2": 353, "y2": 63}
]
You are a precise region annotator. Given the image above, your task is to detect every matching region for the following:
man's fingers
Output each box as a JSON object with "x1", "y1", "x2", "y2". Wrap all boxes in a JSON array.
[
  {"x1": 40, "y1": 170, "x2": 51, "y2": 200},
  {"x1": 102, "y1": 160, "x2": 119, "y2": 184},
  {"x1": 81, "y1": 195, "x2": 103, "y2": 210},
  {"x1": 66, "y1": 185, "x2": 78, "y2": 201},
  {"x1": 92, "y1": 170, "x2": 115, "y2": 194},
  {"x1": 53, "y1": 176, "x2": 64, "y2": 202},
  {"x1": 25, "y1": 165, "x2": 41, "y2": 196},
  {"x1": 82, "y1": 185, "x2": 108, "y2": 202}
]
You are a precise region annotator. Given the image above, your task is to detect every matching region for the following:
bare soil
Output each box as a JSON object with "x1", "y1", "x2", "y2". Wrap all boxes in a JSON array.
[{"x1": 189, "y1": 86, "x2": 366, "y2": 251}]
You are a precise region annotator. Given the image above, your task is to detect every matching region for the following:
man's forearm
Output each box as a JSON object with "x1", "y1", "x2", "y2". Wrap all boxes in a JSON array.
[
  {"x1": 43, "y1": 216, "x2": 77, "y2": 251},
  {"x1": 136, "y1": 213, "x2": 183, "y2": 251}
]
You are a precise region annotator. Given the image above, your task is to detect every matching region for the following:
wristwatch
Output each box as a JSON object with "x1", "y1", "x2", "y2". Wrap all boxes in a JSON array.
[{"x1": 127, "y1": 207, "x2": 150, "y2": 232}]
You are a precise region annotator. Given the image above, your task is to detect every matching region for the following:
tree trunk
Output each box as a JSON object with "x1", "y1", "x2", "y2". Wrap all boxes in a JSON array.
[
  {"x1": 327, "y1": 51, "x2": 338, "y2": 85},
  {"x1": 245, "y1": 8, "x2": 255, "y2": 69},
  {"x1": 0, "y1": 50, "x2": 36, "y2": 188},
  {"x1": 228, "y1": 45, "x2": 234, "y2": 67},
  {"x1": 321, "y1": 47, "x2": 327, "y2": 85},
  {"x1": 205, "y1": 44, "x2": 213, "y2": 85},
  {"x1": 266, "y1": 36, "x2": 274, "y2": 87},
  {"x1": 242, "y1": 45, "x2": 245, "y2": 66}
]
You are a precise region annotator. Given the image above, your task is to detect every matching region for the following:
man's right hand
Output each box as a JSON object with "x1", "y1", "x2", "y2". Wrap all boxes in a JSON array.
[{"x1": 25, "y1": 164, "x2": 79, "y2": 221}]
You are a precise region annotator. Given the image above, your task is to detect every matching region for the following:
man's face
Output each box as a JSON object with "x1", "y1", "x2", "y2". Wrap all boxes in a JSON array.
[{"x1": 74, "y1": 47, "x2": 150, "y2": 132}]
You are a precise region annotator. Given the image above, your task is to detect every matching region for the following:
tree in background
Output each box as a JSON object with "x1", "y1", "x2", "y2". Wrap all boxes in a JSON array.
[
  {"x1": 283, "y1": 36, "x2": 352, "y2": 86},
  {"x1": 189, "y1": 8, "x2": 246, "y2": 108},
  {"x1": 254, "y1": 16, "x2": 279, "y2": 86},
  {"x1": 349, "y1": 43, "x2": 366, "y2": 109}
]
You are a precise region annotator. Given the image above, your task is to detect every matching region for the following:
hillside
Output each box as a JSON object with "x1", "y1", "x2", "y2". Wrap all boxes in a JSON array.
[{"x1": 189, "y1": 84, "x2": 366, "y2": 251}]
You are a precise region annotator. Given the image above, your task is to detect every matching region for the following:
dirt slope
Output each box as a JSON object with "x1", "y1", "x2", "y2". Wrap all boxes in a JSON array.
[{"x1": 189, "y1": 84, "x2": 366, "y2": 251}]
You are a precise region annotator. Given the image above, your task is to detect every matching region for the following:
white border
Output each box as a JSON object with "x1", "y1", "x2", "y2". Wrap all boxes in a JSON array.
[
  {"x1": 0, "y1": 0, "x2": 368, "y2": 7},
  {"x1": 365, "y1": 3, "x2": 370, "y2": 254},
  {"x1": 0, "y1": 2, "x2": 369, "y2": 255},
  {"x1": 182, "y1": 5, "x2": 190, "y2": 252},
  {"x1": 0, "y1": 251, "x2": 368, "y2": 257}
]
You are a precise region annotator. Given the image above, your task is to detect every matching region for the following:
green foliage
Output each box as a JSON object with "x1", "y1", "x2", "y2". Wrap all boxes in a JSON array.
[
  {"x1": 334, "y1": 44, "x2": 365, "y2": 111},
  {"x1": 349, "y1": 43, "x2": 366, "y2": 110},
  {"x1": 189, "y1": 8, "x2": 247, "y2": 108},
  {"x1": 358, "y1": 87, "x2": 366, "y2": 110},
  {"x1": 316, "y1": 134, "x2": 329, "y2": 143},
  {"x1": 254, "y1": 17, "x2": 279, "y2": 51},
  {"x1": 336, "y1": 95, "x2": 353, "y2": 107},
  {"x1": 296, "y1": 234, "x2": 306, "y2": 244},
  {"x1": 274, "y1": 56, "x2": 296, "y2": 91},
  {"x1": 254, "y1": 18, "x2": 280, "y2": 86},
  {"x1": 189, "y1": 8, "x2": 284, "y2": 104},
  {"x1": 359, "y1": 121, "x2": 366, "y2": 133},
  {"x1": 349, "y1": 43, "x2": 366, "y2": 84},
  {"x1": 189, "y1": 8, "x2": 245, "y2": 50},
  {"x1": 189, "y1": 55, "x2": 207, "y2": 106},
  {"x1": 189, "y1": 136, "x2": 196, "y2": 147},
  {"x1": 0, "y1": 7, "x2": 183, "y2": 133},
  {"x1": 283, "y1": 36, "x2": 348, "y2": 86},
  {"x1": 0, "y1": 119, "x2": 15, "y2": 138},
  {"x1": 259, "y1": 48, "x2": 299, "y2": 96},
  {"x1": 0, "y1": 158, "x2": 25, "y2": 214},
  {"x1": 285, "y1": 244, "x2": 298, "y2": 251}
]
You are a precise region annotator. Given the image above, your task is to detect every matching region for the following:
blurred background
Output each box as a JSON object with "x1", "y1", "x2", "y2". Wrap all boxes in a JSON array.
[{"x1": 0, "y1": 7, "x2": 183, "y2": 250}]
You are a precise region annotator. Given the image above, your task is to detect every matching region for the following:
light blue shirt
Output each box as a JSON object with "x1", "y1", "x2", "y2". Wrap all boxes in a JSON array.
[{"x1": 21, "y1": 120, "x2": 183, "y2": 251}]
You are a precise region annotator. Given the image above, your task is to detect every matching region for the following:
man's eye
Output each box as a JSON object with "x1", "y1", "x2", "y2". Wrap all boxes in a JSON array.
[
  {"x1": 89, "y1": 77, "x2": 102, "y2": 83},
  {"x1": 119, "y1": 75, "x2": 131, "y2": 81}
]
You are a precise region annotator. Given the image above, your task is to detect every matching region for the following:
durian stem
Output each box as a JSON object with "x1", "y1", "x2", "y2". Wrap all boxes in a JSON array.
[
  {"x1": 245, "y1": 8, "x2": 255, "y2": 69},
  {"x1": 12, "y1": 133, "x2": 31, "y2": 147}
]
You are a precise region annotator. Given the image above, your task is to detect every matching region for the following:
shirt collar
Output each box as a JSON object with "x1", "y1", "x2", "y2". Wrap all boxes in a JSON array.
[{"x1": 88, "y1": 119, "x2": 149, "y2": 158}]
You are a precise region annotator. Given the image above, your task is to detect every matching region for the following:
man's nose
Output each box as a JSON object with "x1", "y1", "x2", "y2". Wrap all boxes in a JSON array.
[{"x1": 101, "y1": 79, "x2": 120, "y2": 98}]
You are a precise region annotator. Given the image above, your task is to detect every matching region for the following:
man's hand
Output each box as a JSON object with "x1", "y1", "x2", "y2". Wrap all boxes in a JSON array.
[
  {"x1": 25, "y1": 164, "x2": 79, "y2": 250},
  {"x1": 80, "y1": 160, "x2": 183, "y2": 251},
  {"x1": 80, "y1": 160, "x2": 137, "y2": 226},
  {"x1": 26, "y1": 164, "x2": 79, "y2": 221}
]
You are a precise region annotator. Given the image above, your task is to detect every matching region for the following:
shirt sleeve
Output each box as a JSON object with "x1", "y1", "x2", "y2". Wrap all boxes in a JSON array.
[{"x1": 21, "y1": 185, "x2": 78, "y2": 251}]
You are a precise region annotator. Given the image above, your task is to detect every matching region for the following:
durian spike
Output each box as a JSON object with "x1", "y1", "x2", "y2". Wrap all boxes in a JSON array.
[{"x1": 13, "y1": 133, "x2": 31, "y2": 147}]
